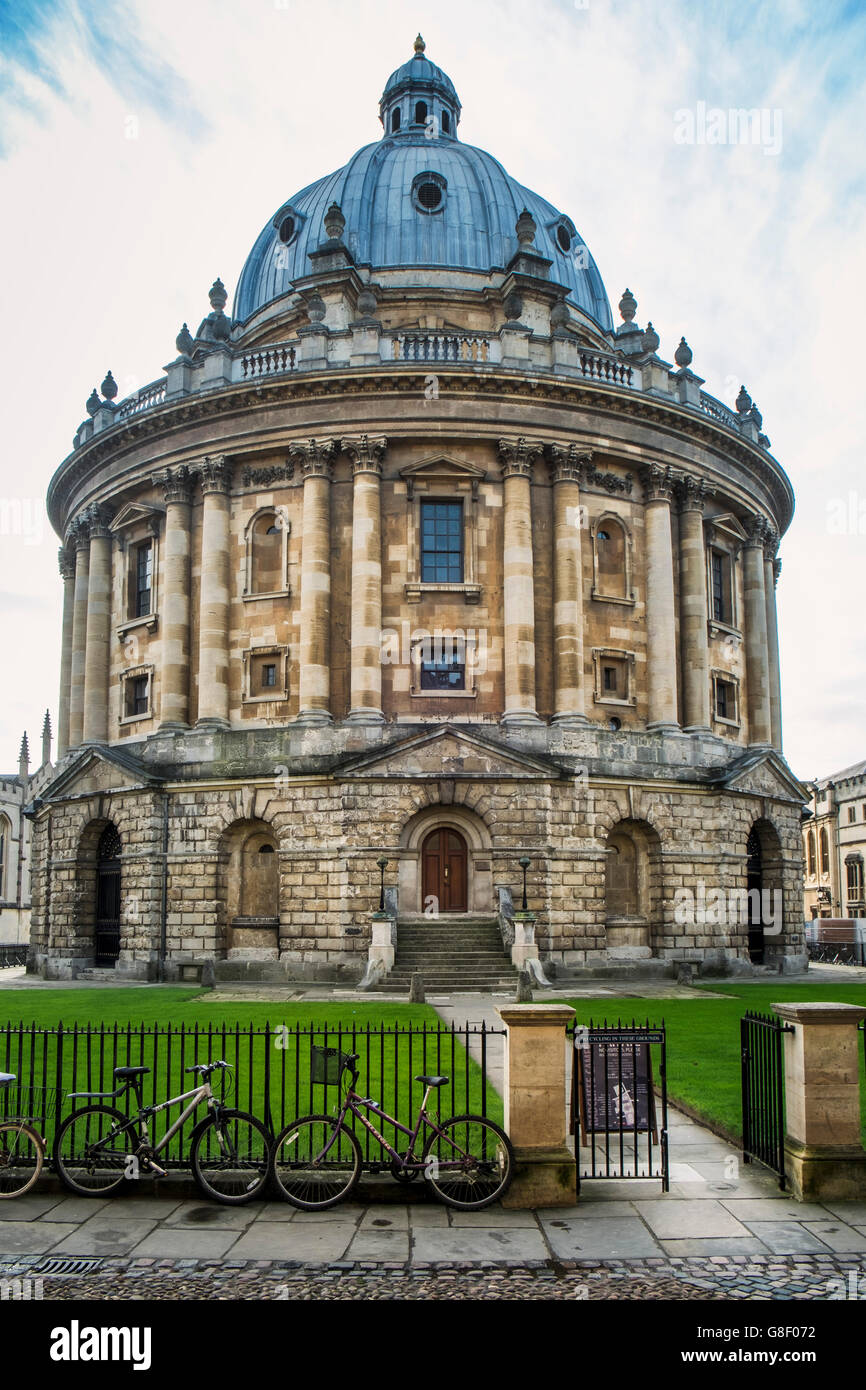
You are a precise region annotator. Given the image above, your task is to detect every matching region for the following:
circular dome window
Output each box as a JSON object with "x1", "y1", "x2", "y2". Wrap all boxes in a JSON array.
[
  {"x1": 412, "y1": 171, "x2": 447, "y2": 215},
  {"x1": 278, "y1": 215, "x2": 296, "y2": 243},
  {"x1": 556, "y1": 223, "x2": 572, "y2": 253}
]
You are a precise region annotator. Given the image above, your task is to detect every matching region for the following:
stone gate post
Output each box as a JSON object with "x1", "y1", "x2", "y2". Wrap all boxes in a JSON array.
[{"x1": 496, "y1": 1003, "x2": 576, "y2": 1207}]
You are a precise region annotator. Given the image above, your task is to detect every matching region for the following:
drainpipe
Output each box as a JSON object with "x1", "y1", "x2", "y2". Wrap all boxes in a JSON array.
[{"x1": 158, "y1": 792, "x2": 169, "y2": 981}]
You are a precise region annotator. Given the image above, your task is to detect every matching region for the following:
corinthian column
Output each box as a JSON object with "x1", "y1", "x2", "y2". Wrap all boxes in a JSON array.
[
  {"x1": 641, "y1": 465, "x2": 679, "y2": 731},
  {"x1": 68, "y1": 519, "x2": 90, "y2": 749},
  {"x1": 195, "y1": 456, "x2": 232, "y2": 730},
  {"x1": 678, "y1": 476, "x2": 710, "y2": 731},
  {"x1": 82, "y1": 504, "x2": 113, "y2": 744},
  {"x1": 548, "y1": 444, "x2": 588, "y2": 724},
  {"x1": 57, "y1": 549, "x2": 76, "y2": 757},
  {"x1": 343, "y1": 435, "x2": 386, "y2": 723},
  {"x1": 743, "y1": 516, "x2": 771, "y2": 746},
  {"x1": 498, "y1": 438, "x2": 543, "y2": 725},
  {"x1": 764, "y1": 532, "x2": 783, "y2": 751},
  {"x1": 154, "y1": 465, "x2": 193, "y2": 730},
  {"x1": 291, "y1": 438, "x2": 337, "y2": 724}
]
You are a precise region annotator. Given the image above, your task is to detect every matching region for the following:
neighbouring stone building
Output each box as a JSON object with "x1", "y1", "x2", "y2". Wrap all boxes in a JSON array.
[
  {"x1": 28, "y1": 39, "x2": 806, "y2": 983},
  {"x1": 803, "y1": 762, "x2": 866, "y2": 921},
  {"x1": 1, "y1": 716, "x2": 54, "y2": 945}
]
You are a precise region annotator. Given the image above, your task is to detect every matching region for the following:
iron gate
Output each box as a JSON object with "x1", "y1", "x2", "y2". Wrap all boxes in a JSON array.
[
  {"x1": 741, "y1": 1010, "x2": 792, "y2": 1189},
  {"x1": 569, "y1": 1020, "x2": 669, "y2": 1192}
]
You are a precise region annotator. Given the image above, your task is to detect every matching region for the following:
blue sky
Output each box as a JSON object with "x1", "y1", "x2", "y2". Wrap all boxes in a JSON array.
[{"x1": 0, "y1": 0, "x2": 864, "y2": 781}]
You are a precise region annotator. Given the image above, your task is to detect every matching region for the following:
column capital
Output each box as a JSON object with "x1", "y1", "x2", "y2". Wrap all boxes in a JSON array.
[
  {"x1": 773, "y1": 556, "x2": 782, "y2": 587},
  {"x1": 547, "y1": 443, "x2": 592, "y2": 484},
  {"x1": 197, "y1": 455, "x2": 232, "y2": 495},
  {"x1": 677, "y1": 473, "x2": 707, "y2": 512},
  {"x1": 153, "y1": 464, "x2": 193, "y2": 505},
  {"x1": 289, "y1": 437, "x2": 338, "y2": 479},
  {"x1": 341, "y1": 434, "x2": 387, "y2": 476},
  {"x1": 763, "y1": 526, "x2": 780, "y2": 560},
  {"x1": 68, "y1": 514, "x2": 91, "y2": 550},
  {"x1": 744, "y1": 512, "x2": 770, "y2": 547},
  {"x1": 83, "y1": 502, "x2": 113, "y2": 539},
  {"x1": 498, "y1": 436, "x2": 544, "y2": 479},
  {"x1": 641, "y1": 463, "x2": 677, "y2": 503},
  {"x1": 58, "y1": 547, "x2": 75, "y2": 581}
]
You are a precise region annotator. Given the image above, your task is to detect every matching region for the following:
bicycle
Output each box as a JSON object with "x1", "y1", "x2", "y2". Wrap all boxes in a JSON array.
[
  {"x1": 53, "y1": 1060, "x2": 271, "y2": 1205},
  {"x1": 0, "y1": 1073, "x2": 56, "y2": 1198},
  {"x1": 271, "y1": 1047, "x2": 514, "y2": 1211}
]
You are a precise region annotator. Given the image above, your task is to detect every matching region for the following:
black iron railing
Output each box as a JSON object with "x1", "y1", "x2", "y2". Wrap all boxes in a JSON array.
[
  {"x1": 0, "y1": 946, "x2": 27, "y2": 969},
  {"x1": 0, "y1": 1020, "x2": 503, "y2": 1168},
  {"x1": 569, "y1": 1018, "x2": 669, "y2": 1192},
  {"x1": 741, "y1": 1009, "x2": 792, "y2": 1189}
]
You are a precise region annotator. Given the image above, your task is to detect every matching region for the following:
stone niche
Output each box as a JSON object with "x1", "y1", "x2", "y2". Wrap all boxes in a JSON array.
[
  {"x1": 603, "y1": 819, "x2": 661, "y2": 959},
  {"x1": 221, "y1": 819, "x2": 280, "y2": 959}
]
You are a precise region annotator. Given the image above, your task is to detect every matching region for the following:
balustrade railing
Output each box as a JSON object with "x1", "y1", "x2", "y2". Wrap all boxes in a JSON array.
[
  {"x1": 238, "y1": 342, "x2": 298, "y2": 380},
  {"x1": 578, "y1": 351, "x2": 633, "y2": 387},
  {"x1": 115, "y1": 377, "x2": 167, "y2": 420},
  {"x1": 700, "y1": 391, "x2": 739, "y2": 430},
  {"x1": 389, "y1": 332, "x2": 497, "y2": 364}
]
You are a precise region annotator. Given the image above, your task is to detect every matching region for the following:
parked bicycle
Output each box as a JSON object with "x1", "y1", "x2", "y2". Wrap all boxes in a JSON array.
[
  {"x1": 0, "y1": 1073, "x2": 55, "y2": 1198},
  {"x1": 271, "y1": 1047, "x2": 514, "y2": 1211},
  {"x1": 53, "y1": 1060, "x2": 270, "y2": 1205}
]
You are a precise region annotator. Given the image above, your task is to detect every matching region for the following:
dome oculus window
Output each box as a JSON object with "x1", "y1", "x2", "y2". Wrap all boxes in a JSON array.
[
  {"x1": 552, "y1": 216, "x2": 578, "y2": 256},
  {"x1": 271, "y1": 204, "x2": 303, "y2": 246},
  {"x1": 278, "y1": 216, "x2": 296, "y2": 243},
  {"x1": 412, "y1": 171, "x2": 447, "y2": 215}
]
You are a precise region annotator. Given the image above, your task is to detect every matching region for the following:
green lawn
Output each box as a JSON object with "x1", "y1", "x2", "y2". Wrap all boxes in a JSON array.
[
  {"x1": 0, "y1": 989, "x2": 502, "y2": 1160},
  {"x1": 566, "y1": 982, "x2": 866, "y2": 1144}
]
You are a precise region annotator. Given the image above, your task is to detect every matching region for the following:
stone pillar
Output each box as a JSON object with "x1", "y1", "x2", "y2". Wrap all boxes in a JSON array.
[
  {"x1": 154, "y1": 465, "x2": 193, "y2": 730},
  {"x1": 56, "y1": 549, "x2": 76, "y2": 758},
  {"x1": 642, "y1": 465, "x2": 679, "y2": 731},
  {"x1": 678, "y1": 476, "x2": 710, "y2": 731},
  {"x1": 764, "y1": 536, "x2": 783, "y2": 752},
  {"x1": 195, "y1": 456, "x2": 232, "y2": 730},
  {"x1": 344, "y1": 435, "x2": 386, "y2": 723},
  {"x1": 772, "y1": 1001, "x2": 866, "y2": 1201},
  {"x1": 498, "y1": 438, "x2": 543, "y2": 725},
  {"x1": 496, "y1": 1003, "x2": 576, "y2": 1207},
  {"x1": 743, "y1": 517, "x2": 771, "y2": 746},
  {"x1": 549, "y1": 445, "x2": 588, "y2": 725},
  {"x1": 68, "y1": 520, "x2": 91, "y2": 750},
  {"x1": 82, "y1": 505, "x2": 113, "y2": 744},
  {"x1": 291, "y1": 438, "x2": 337, "y2": 724}
]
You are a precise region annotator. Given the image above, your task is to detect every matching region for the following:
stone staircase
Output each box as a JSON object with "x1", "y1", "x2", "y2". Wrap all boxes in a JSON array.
[{"x1": 371, "y1": 915, "x2": 519, "y2": 993}]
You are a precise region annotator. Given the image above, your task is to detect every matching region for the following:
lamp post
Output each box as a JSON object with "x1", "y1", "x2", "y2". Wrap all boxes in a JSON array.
[
  {"x1": 518, "y1": 856, "x2": 530, "y2": 912},
  {"x1": 377, "y1": 858, "x2": 388, "y2": 914}
]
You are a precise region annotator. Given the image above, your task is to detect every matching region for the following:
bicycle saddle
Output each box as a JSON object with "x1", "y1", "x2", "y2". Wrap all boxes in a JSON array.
[
  {"x1": 415, "y1": 1074, "x2": 449, "y2": 1087},
  {"x1": 114, "y1": 1066, "x2": 150, "y2": 1079},
  {"x1": 0, "y1": 1073, "x2": 16, "y2": 1086}
]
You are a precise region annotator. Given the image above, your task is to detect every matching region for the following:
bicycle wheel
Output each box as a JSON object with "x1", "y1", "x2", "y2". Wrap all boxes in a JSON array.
[
  {"x1": 190, "y1": 1109, "x2": 271, "y2": 1205},
  {"x1": 0, "y1": 1121, "x2": 43, "y2": 1198},
  {"x1": 422, "y1": 1115, "x2": 514, "y2": 1210},
  {"x1": 271, "y1": 1114, "x2": 362, "y2": 1210},
  {"x1": 53, "y1": 1106, "x2": 134, "y2": 1196}
]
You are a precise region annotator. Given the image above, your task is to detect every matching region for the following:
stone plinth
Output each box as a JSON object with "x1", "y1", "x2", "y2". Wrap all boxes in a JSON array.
[
  {"x1": 497, "y1": 1003, "x2": 576, "y2": 1207},
  {"x1": 773, "y1": 1001, "x2": 866, "y2": 1201}
]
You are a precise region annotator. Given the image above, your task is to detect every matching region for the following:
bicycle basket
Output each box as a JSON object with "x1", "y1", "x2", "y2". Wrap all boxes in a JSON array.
[
  {"x1": 0, "y1": 1083, "x2": 61, "y2": 1125},
  {"x1": 310, "y1": 1046, "x2": 353, "y2": 1086}
]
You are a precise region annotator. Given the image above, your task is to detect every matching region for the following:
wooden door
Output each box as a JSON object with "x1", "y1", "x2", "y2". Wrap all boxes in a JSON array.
[{"x1": 422, "y1": 828, "x2": 468, "y2": 913}]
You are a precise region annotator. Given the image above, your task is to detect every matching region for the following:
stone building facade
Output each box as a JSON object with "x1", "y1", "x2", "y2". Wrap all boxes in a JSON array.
[
  {"x1": 28, "y1": 40, "x2": 806, "y2": 982},
  {"x1": 1, "y1": 717, "x2": 54, "y2": 945},
  {"x1": 803, "y1": 762, "x2": 866, "y2": 921}
]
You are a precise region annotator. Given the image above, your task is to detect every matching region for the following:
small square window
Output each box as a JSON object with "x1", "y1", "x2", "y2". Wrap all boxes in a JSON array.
[
  {"x1": 261, "y1": 663, "x2": 277, "y2": 690},
  {"x1": 603, "y1": 666, "x2": 617, "y2": 692},
  {"x1": 125, "y1": 674, "x2": 149, "y2": 718},
  {"x1": 715, "y1": 678, "x2": 736, "y2": 721}
]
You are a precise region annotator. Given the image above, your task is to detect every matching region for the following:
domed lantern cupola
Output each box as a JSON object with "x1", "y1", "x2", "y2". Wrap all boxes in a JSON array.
[{"x1": 379, "y1": 35, "x2": 461, "y2": 140}]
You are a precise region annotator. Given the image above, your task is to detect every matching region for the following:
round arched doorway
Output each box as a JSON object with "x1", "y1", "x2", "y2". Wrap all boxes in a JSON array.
[
  {"x1": 95, "y1": 825, "x2": 122, "y2": 967},
  {"x1": 421, "y1": 827, "x2": 468, "y2": 914}
]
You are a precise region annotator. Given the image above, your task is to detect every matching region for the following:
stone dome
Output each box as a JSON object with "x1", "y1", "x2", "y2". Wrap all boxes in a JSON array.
[{"x1": 233, "y1": 39, "x2": 613, "y2": 332}]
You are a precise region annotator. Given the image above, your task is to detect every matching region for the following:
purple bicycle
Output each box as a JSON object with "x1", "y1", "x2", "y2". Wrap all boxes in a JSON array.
[{"x1": 271, "y1": 1047, "x2": 514, "y2": 1211}]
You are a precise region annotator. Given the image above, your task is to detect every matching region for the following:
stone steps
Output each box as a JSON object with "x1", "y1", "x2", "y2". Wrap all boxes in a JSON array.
[{"x1": 373, "y1": 914, "x2": 519, "y2": 993}]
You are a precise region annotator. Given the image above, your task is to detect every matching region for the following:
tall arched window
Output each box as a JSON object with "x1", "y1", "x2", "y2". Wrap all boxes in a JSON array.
[
  {"x1": 441, "y1": 110, "x2": 451, "y2": 134},
  {"x1": 592, "y1": 515, "x2": 631, "y2": 602},
  {"x1": 246, "y1": 509, "x2": 287, "y2": 596},
  {"x1": 95, "y1": 824, "x2": 122, "y2": 966},
  {"x1": 391, "y1": 107, "x2": 401, "y2": 132},
  {"x1": 0, "y1": 814, "x2": 10, "y2": 900},
  {"x1": 820, "y1": 827, "x2": 830, "y2": 875},
  {"x1": 806, "y1": 830, "x2": 816, "y2": 878},
  {"x1": 414, "y1": 100, "x2": 427, "y2": 125}
]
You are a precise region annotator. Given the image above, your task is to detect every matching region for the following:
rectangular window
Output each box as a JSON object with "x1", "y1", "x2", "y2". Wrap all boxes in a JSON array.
[
  {"x1": 603, "y1": 665, "x2": 617, "y2": 692},
  {"x1": 420, "y1": 501, "x2": 463, "y2": 583},
  {"x1": 419, "y1": 635, "x2": 466, "y2": 690},
  {"x1": 261, "y1": 663, "x2": 277, "y2": 689},
  {"x1": 710, "y1": 549, "x2": 732, "y2": 625},
  {"x1": 715, "y1": 678, "x2": 736, "y2": 721},
  {"x1": 847, "y1": 860, "x2": 864, "y2": 899},
  {"x1": 849, "y1": 807, "x2": 857, "y2": 824},
  {"x1": 135, "y1": 541, "x2": 153, "y2": 618},
  {"x1": 125, "y1": 675, "x2": 149, "y2": 717}
]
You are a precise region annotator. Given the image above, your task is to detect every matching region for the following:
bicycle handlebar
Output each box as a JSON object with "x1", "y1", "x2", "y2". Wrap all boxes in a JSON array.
[{"x1": 184, "y1": 1060, "x2": 232, "y2": 1076}]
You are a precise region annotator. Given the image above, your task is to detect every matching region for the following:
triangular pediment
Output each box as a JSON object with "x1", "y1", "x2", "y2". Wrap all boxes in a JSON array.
[
  {"x1": 109, "y1": 502, "x2": 164, "y2": 535},
  {"x1": 714, "y1": 749, "x2": 807, "y2": 804},
  {"x1": 399, "y1": 455, "x2": 487, "y2": 486},
  {"x1": 29, "y1": 744, "x2": 161, "y2": 807},
  {"x1": 337, "y1": 726, "x2": 564, "y2": 780}
]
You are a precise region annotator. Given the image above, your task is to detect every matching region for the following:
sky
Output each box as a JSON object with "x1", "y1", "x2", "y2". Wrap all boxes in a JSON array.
[{"x1": 0, "y1": 0, "x2": 863, "y2": 783}]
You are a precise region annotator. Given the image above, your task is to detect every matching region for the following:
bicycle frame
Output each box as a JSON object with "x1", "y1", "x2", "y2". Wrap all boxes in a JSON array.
[
  {"x1": 131, "y1": 1081, "x2": 216, "y2": 1157},
  {"x1": 320, "y1": 1083, "x2": 469, "y2": 1171}
]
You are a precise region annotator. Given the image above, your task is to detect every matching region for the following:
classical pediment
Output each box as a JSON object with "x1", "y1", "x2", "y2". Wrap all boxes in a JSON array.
[
  {"x1": 399, "y1": 455, "x2": 487, "y2": 493},
  {"x1": 713, "y1": 750, "x2": 807, "y2": 805},
  {"x1": 336, "y1": 726, "x2": 564, "y2": 780},
  {"x1": 109, "y1": 502, "x2": 164, "y2": 536},
  {"x1": 28, "y1": 744, "x2": 161, "y2": 807}
]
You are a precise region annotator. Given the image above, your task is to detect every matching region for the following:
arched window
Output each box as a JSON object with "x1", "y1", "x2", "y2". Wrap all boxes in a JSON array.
[
  {"x1": 0, "y1": 814, "x2": 10, "y2": 900},
  {"x1": 247, "y1": 509, "x2": 287, "y2": 596},
  {"x1": 807, "y1": 830, "x2": 816, "y2": 878},
  {"x1": 391, "y1": 107, "x2": 401, "y2": 132},
  {"x1": 820, "y1": 827, "x2": 830, "y2": 875},
  {"x1": 441, "y1": 110, "x2": 451, "y2": 134},
  {"x1": 95, "y1": 824, "x2": 122, "y2": 966},
  {"x1": 592, "y1": 515, "x2": 631, "y2": 602},
  {"x1": 606, "y1": 834, "x2": 639, "y2": 917},
  {"x1": 241, "y1": 831, "x2": 279, "y2": 919},
  {"x1": 414, "y1": 100, "x2": 427, "y2": 125}
]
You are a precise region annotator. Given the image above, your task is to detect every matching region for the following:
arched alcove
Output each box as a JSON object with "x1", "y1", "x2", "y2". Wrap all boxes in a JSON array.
[
  {"x1": 744, "y1": 818, "x2": 784, "y2": 964},
  {"x1": 218, "y1": 819, "x2": 280, "y2": 959},
  {"x1": 399, "y1": 804, "x2": 493, "y2": 915},
  {"x1": 603, "y1": 818, "x2": 662, "y2": 958}
]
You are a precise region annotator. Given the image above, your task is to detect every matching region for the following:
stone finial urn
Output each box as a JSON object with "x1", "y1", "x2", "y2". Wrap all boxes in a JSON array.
[
  {"x1": 85, "y1": 388, "x2": 100, "y2": 417},
  {"x1": 208, "y1": 278, "x2": 228, "y2": 313},
  {"x1": 550, "y1": 298, "x2": 570, "y2": 332},
  {"x1": 618, "y1": 287, "x2": 637, "y2": 322},
  {"x1": 674, "y1": 337, "x2": 693, "y2": 368},
  {"x1": 100, "y1": 370, "x2": 118, "y2": 400},
  {"x1": 306, "y1": 291, "x2": 327, "y2": 323},
  {"x1": 323, "y1": 202, "x2": 346, "y2": 241},
  {"x1": 516, "y1": 208, "x2": 536, "y2": 246},
  {"x1": 503, "y1": 291, "x2": 523, "y2": 323},
  {"x1": 175, "y1": 322, "x2": 195, "y2": 357},
  {"x1": 736, "y1": 384, "x2": 752, "y2": 414},
  {"x1": 356, "y1": 286, "x2": 378, "y2": 319},
  {"x1": 642, "y1": 322, "x2": 660, "y2": 354}
]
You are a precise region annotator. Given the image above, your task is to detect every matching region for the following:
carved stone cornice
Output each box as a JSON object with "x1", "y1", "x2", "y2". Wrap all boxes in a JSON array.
[
  {"x1": 341, "y1": 434, "x2": 388, "y2": 476},
  {"x1": 498, "y1": 436, "x2": 545, "y2": 479},
  {"x1": 641, "y1": 463, "x2": 677, "y2": 504},
  {"x1": 198, "y1": 454, "x2": 232, "y2": 496},
  {"x1": 677, "y1": 473, "x2": 707, "y2": 512},
  {"x1": 153, "y1": 464, "x2": 193, "y2": 505},
  {"x1": 58, "y1": 547, "x2": 75, "y2": 582},
  {"x1": 546, "y1": 443, "x2": 592, "y2": 485},
  {"x1": 288, "y1": 438, "x2": 337, "y2": 480}
]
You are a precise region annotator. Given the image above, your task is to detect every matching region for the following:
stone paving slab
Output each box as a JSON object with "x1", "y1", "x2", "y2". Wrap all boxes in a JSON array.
[
  {"x1": 742, "y1": 1221, "x2": 833, "y2": 1254},
  {"x1": 0, "y1": 1221, "x2": 76, "y2": 1254},
  {"x1": 800, "y1": 1221, "x2": 866, "y2": 1253},
  {"x1": 130, "y1": 1228, "x2": 241, "y2": 1259},
  {"x1": 635, "y1": 1199, "x2": 751, "y2": 1241},
  {"x1": 345, "y1": 1228, "x2": 410, "y2": 1261},
  {"x1": 229, "y1": 1221, "x2": 355, "y2": 1261},
  {"x1": 542, "y1": 1216, "x2": 660, "y2": 1259},
  {"x1": 719, "y1": 1198, "x2": 830, "y2": 1222},
  {"x1": 412, "y1": 1227, "x2": 548, "y2": 1263},
  {"x1": 659, "y1": 1237, "x2": 771, "y2": 1257},
  {"x1": 52, "y1": 1217, "x2": 159, "y2": 1256},
  {"x1": 164, "y1": 1201, "x2": 257, "y2": 1230}
]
